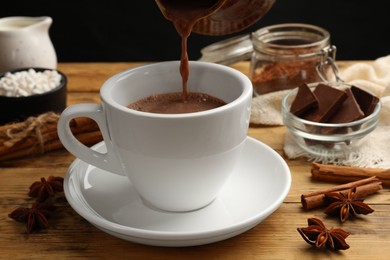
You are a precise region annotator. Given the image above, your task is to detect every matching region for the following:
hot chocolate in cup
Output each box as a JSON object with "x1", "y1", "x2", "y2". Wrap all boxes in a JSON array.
[{"x1": 57, "y1": 61, "x2": 252, "y2": 212}]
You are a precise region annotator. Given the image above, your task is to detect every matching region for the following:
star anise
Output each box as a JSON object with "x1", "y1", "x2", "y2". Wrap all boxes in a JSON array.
[
  {"x1": 324, "y1": 187, "x2": 374, "y2": 222},
  {"x1": 28, "y1": 176, "x2": 64, "y2": 202},
  {"x1": 8, "y1": 201, "x2": 56, "y2": 233},
  {"x1": 297, "y1": 217, "x2": 350, "y2": 251}
]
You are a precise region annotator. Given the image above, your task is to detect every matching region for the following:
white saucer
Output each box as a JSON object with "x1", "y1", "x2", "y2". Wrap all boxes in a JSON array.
[{"x1": 64, "y1": 136, "x2": 291, "y2": 247}]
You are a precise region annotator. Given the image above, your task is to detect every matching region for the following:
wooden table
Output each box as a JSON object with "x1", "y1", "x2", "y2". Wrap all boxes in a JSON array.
[{"x1": 2, "y1": 61, "x2": 389, "y2": 259}]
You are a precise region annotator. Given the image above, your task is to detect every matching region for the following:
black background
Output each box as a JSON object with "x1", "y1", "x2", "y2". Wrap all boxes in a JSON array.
[{"x1": 1, "y1": 1, "x2": 389, "y2": 62}]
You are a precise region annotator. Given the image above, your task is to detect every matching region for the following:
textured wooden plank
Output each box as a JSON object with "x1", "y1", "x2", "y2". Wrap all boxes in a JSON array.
[
  {"x1": 58, "y1": 60, "x2": 367, "y2": 92},
  {"x1": 2, "y1": 61, "x2": 389, "y2": 259},
  {"x1": 57, "y1": 62, "x2": 148, "y2": 92},
  {"x1": 66, "y1": 92, "x2": 101, "y2": 106},
  {"x1": 2, "y1": 182, "x2": 390, "y2": 260}
]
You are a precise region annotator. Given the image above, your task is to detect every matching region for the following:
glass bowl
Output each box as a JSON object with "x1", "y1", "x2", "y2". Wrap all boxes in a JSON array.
[{"x1": 281, "y1": 82, "x2": 381, "y2": 157}]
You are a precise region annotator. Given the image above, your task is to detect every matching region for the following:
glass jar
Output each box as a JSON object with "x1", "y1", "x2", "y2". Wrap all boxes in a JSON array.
[{"x1": 249, "y1": 23, "x2": 337, "y2": 96}]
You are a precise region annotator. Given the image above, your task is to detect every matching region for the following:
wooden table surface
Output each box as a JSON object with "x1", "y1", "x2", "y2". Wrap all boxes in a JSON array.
[{"x1": 2, "y1": 61, "x2": 390, "y2": 260}]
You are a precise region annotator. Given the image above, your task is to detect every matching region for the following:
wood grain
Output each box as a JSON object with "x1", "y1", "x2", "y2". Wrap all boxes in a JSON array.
[{"x1": 1, "y1": 61, "x2": 389, "y2": 260}]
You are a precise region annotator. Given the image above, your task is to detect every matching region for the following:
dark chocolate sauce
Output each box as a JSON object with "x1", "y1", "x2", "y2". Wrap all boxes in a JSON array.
[
  {"x1": 127, "y1": 92, "x2": 226, "y2": 114},
  {"x1": 157, "y1": 0, "x2": 221, "y2": 100}
]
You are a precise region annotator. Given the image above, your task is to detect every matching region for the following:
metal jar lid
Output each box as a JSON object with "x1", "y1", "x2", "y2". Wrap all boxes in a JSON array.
[{"x1": 198, "y1": 34, "x2": 253, "y2": 65}]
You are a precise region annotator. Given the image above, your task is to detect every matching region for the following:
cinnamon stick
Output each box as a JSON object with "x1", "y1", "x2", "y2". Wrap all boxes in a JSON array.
[
  {"x1": 0, "y1": 130, "x2": 102, "y2": 161},
  {"x1": 0, "y1": 119, "x2": 99, "y2": 156},
  {"x1": 301, "y1": 176, "x2": 383, "y2": 209},
  {"x1": 0, "y1": 112, "x2": 102, "y2": 161},
  {"x1": 311, "y1": 162, "x2": 390, "y2": 187}
]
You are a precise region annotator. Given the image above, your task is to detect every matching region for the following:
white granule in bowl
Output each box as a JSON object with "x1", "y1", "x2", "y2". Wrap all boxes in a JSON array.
[{"x1": 0, "y1": 68, "x2": 62, "y2": 97}]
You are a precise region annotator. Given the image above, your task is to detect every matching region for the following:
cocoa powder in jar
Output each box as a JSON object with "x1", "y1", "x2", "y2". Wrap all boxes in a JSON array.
[
  {"x1": 250, "y1": 23, "x2": 334, "y2": 96},
  {"x1": 251, "y1": 52, "x2": 321, "y2": 95}
]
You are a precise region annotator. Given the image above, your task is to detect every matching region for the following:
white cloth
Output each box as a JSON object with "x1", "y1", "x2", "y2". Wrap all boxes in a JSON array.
[
  {"x1": 250, "y1": 90, "x2": 289, "y2": 125},
  {"x1": 250, "y1": 55, "x2": 390, "y2": 167}
]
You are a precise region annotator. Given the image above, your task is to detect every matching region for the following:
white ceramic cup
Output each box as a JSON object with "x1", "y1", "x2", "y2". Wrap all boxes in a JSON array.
[{"x1": 58, "y1": 61, "x2": 252, "y2": 212}]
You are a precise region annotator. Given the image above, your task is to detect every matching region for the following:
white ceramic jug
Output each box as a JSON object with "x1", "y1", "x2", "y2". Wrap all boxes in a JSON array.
[{"x1": 0, "y1": 16, "x2": 57, "y2": 72}]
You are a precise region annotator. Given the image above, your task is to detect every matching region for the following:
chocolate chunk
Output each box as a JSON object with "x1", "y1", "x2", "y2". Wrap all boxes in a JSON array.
[
  {"x1": 351, "y1": 85, "x2": 380, "y2": 116},
  {"x1": 303, "y1": 84, "x2": 348, "y2": 123},
  {"x1": 290, "y1": 83, "x2": 318, "y2": 117},
  {"x1": 328, "y1": 88, "x2": 364, "y2": 124}
]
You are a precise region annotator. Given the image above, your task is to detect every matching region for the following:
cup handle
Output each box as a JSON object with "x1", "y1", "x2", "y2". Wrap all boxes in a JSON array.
[{"x1": 57, "y1": 103, "x2": 125, "y2": 176}]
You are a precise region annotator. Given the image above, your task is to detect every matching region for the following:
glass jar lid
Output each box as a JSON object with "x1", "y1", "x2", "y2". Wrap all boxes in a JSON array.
[
  {"x1": 198, "y1": 23, "x2": 331, "y2": 64},
  {"x1": 198, "y1": 34, "x2": 253, "y2": 65}
]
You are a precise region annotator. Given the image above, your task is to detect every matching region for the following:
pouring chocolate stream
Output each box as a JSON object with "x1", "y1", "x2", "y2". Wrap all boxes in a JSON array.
[{"x1": 155, "y1": 0, "x2": 225, "y2": 100}]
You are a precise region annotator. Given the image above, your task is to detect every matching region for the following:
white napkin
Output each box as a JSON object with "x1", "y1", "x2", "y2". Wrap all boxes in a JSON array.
[{"x1": 250, "y1": 54, "x2": 390, "y2": 167}]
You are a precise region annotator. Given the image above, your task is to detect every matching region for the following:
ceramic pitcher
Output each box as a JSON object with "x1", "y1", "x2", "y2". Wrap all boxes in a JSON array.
[{"x1": 0, "y1": 16, "x2": 57, "y2": 72}]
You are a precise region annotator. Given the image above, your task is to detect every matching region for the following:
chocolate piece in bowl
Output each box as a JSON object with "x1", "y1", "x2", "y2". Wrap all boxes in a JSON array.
[
  {"x1": 351, "y1": 85, "x2": 380, "y2": 116},
  {"x1": 303, "y1": 83, "x2": 348, "y2": 123},
  {"x1": 324, "y1": 88, "x2": 364, "y2": 135},
  {"x1": 328, "y1": 88, "x2": 364, "y2": 124},
  {"x1": 290, "y1": 83, "x2": 318, "y2": 117}
]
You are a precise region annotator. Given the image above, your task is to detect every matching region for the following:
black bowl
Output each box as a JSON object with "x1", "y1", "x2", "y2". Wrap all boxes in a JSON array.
[{"x1": 0, "y1": 67, "x2": 67, "y2": 125}]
